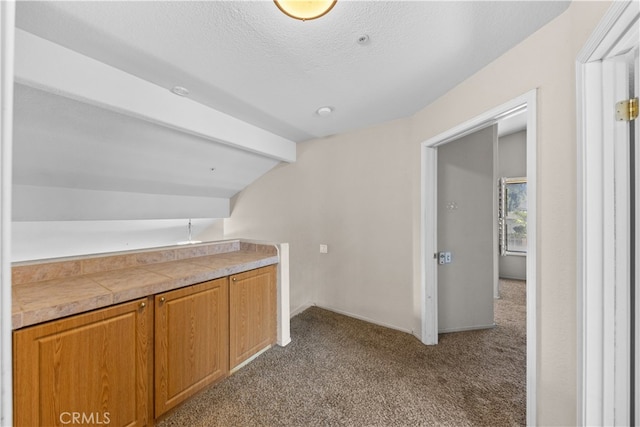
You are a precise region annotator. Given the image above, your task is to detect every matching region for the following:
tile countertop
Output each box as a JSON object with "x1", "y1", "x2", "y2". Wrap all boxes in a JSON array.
[{"x1": 11, "y1": 240, "x2": 279, "y2": 330}]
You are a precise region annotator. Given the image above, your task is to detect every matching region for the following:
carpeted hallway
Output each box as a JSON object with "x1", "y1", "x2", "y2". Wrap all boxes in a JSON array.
[{"x1": 158, "y1": 279, "x2": 526, "y2": 426}]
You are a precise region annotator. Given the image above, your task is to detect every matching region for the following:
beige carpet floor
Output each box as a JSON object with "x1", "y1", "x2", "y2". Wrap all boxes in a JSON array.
[{"x1": 158, "y1": 279, "x2": 526, "y2": 426}]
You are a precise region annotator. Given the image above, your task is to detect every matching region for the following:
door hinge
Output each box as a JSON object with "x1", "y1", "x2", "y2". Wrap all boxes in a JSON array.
[{"x1": 615, "y1": 97, "x2": 638, "y2": 122}]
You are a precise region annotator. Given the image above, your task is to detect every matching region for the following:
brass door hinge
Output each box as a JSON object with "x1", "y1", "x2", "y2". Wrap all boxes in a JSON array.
[{"x1": 616, "y1": 97, "x2": 638, "y2": 122}]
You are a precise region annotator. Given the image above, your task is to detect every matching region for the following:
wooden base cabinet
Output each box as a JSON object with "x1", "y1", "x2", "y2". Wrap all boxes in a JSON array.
[
  {"x1": 229, "y1": 265, "x2": 277, "y2": 370},
  {"x1": 13, "y1": 265, "x2": 276, "y2": 425},
  {"x1": 13, "y1": 297, "x2": 153, "y2": 427},
  {"x1": 154, "y1": 278, "x2": 229, "y2": 417}
]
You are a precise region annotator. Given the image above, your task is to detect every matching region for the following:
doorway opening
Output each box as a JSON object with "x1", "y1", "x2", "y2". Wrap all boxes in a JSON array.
[{"x1": 420, "y1": 90, "x2": 538, "y2": 426}]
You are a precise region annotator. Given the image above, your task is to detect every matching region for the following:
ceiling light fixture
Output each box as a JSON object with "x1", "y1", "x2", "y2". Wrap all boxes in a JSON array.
[{"x1": 274, "y1": 0, "x2": 337, "y2": 21}]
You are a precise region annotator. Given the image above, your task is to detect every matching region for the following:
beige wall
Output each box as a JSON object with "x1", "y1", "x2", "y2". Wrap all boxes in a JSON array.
[
  {"x1": 225, "y1": 1, "x2": 611, "y2": 424},
  {"x1": 225, "y1": 118, "x2": 415, "y2": 329}
]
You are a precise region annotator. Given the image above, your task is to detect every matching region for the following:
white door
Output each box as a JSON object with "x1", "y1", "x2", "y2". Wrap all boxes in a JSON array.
[{"x1": 436, "y1": 125, "x2": 497, "y2": 333}]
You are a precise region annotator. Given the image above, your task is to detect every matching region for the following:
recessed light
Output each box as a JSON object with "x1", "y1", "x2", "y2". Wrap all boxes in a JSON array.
[
  {"x1": 316, "y1": 106, "x2": 333, "y2": 116},
  {"x1": 171, "y1": 86, "x2": 190, "y2": 97}
]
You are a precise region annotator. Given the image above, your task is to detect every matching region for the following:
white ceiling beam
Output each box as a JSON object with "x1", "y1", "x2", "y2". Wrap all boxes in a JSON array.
[{"x1": 14, "y1": 29, "x2": 296, "y2": 163}]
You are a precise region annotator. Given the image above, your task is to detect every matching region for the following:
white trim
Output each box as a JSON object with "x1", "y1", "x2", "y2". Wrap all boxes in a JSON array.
[
  {"x1": 420, "y1": 144, "x2": 438, "y2": 345},
  {"x1": 524, "y1": 97, "x2": 537, "y2": 427},
  {"x1": 276, "y1": 243, "x2": 291, "y2": 347},
  {"x1": 420, "y1": 89, "x2": 537, "y2": 426},
  {"x1": 576, "y1": 1, "x2": 640, "y2": 425},
  {"x1": 315, "y1": 304, "x2": 413, "y2": 335},
  {"x1": 609, "y1": 54, "x2": 632, "y2": 426},
  {"x1": 438, "y1": 323, "x2": 496, "y2": 334},
  {"x1": 0, "y1": 2, "x2": 14, "y2": 425},
  {"x1": 635, "y1": 61, "x2": 640, "y2": 426},
  {"x1": 290, "y1": 303, "x2": 314, "y2": 319},
  {"x1": 576, "y1": 58, "x2": 605, "y2": 427},
  {"x1": 229, "y1": 344, "x2": 273, "y2": 374},
  {"x1": 492, "y1": 129, "x2": 500, "y2": 300}
]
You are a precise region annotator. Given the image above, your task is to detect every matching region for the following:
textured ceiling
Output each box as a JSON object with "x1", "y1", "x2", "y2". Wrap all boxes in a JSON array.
[
  {"x1": 12, "y1": 1, "x2": 565, "y2": 215},
  {"x1": 16, "y1": 1, "x2": 569, "y2": 143}
]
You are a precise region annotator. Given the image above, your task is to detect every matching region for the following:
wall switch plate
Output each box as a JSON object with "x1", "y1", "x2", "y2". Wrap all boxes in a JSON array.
[{"x1": 320, "y1": 244, "x2": 328, "y2": 254}]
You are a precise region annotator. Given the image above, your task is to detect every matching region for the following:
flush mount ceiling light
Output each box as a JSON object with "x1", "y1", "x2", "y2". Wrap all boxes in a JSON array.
[{"x1": 274, "y1": 0, "x2": 337, "y2": 21}]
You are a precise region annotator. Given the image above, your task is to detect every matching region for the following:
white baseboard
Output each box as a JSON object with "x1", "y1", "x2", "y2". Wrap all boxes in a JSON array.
[
  {"x1": 499, "y1": 275, "x2": 526, "y2": 281},
  {"x1": 290, "y1": 303, "x2": 314, "y2": 318},
  {"x1": 289, "y1": 303, "x2": 413, "y2": 336},
  {"x1": 439, "y1": 323, "x2": 496, "y2": 334},
  {"x1": 315, "y1": 304, "x2": 413, "y2": 335},
  {"x1": 229, "y1": 344, "x2": 272, "y2": 374}
]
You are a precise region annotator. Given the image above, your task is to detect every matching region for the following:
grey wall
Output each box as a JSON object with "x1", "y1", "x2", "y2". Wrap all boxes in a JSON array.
[
  {"x1": 498, "y1": 130, "x2": 527, "y2": 280},
  {"x1": 437, "y1": 125, "x2": 496, "y2": 332}
]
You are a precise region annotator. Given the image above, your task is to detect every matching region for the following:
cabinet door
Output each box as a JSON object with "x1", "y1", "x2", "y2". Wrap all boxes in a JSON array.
[
  {"x1": 154, "y1": 278, "x2": 228, "y2": 417},
  {"x1": 13, "y1": 298, "x2": 153, "y2": 427},
  {"x1": 229, "y1": 265, "x2": 277, "y2": 370}
]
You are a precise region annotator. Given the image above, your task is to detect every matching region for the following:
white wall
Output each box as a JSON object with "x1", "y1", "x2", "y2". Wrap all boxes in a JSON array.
[
  {"x1": 12, "y1": 218, "x2": 223, "y2": 262},
  {"x1": 12, "y1": 185, "x2": 230, "y2": 221},
  {"x1": 225, "y1": 1, "x2": 611, "y2": 424},
  {"x1": 498, "y1": 130, "x2": 527, "y2": 280}
]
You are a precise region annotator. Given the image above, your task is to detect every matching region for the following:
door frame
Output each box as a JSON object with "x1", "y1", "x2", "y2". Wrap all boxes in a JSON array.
[
  {"x1": 577, "y1": 1, "x2": 639, "y2": 425},
  {"x1": 0, "y1": 1, "x2": 15, "y2": 424},
  {"x1": 420, "y1": 89, "x2": 538, "y2": 426}
]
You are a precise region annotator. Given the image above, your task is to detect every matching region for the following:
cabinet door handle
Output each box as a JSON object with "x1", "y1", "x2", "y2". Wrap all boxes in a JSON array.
[
  {"x1": 160, "y1": 297, "x2": 166, "y2": 303},
  {"x1": 140, "y1": 302, "x2": 146, "y2": 309},
  {"x1": 232, "y1": 277, "x2": 237, "y2": 282}
]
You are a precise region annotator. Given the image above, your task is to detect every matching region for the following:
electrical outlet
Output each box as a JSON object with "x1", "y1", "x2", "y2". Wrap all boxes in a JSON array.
[{"x1": 320, "y1": 244, "x2": 328, "y2": 254}]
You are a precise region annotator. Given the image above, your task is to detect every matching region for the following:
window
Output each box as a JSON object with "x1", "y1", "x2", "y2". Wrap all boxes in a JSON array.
[{"x1": 499, "y1": 177, "x2": 527, "y2": 256}]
